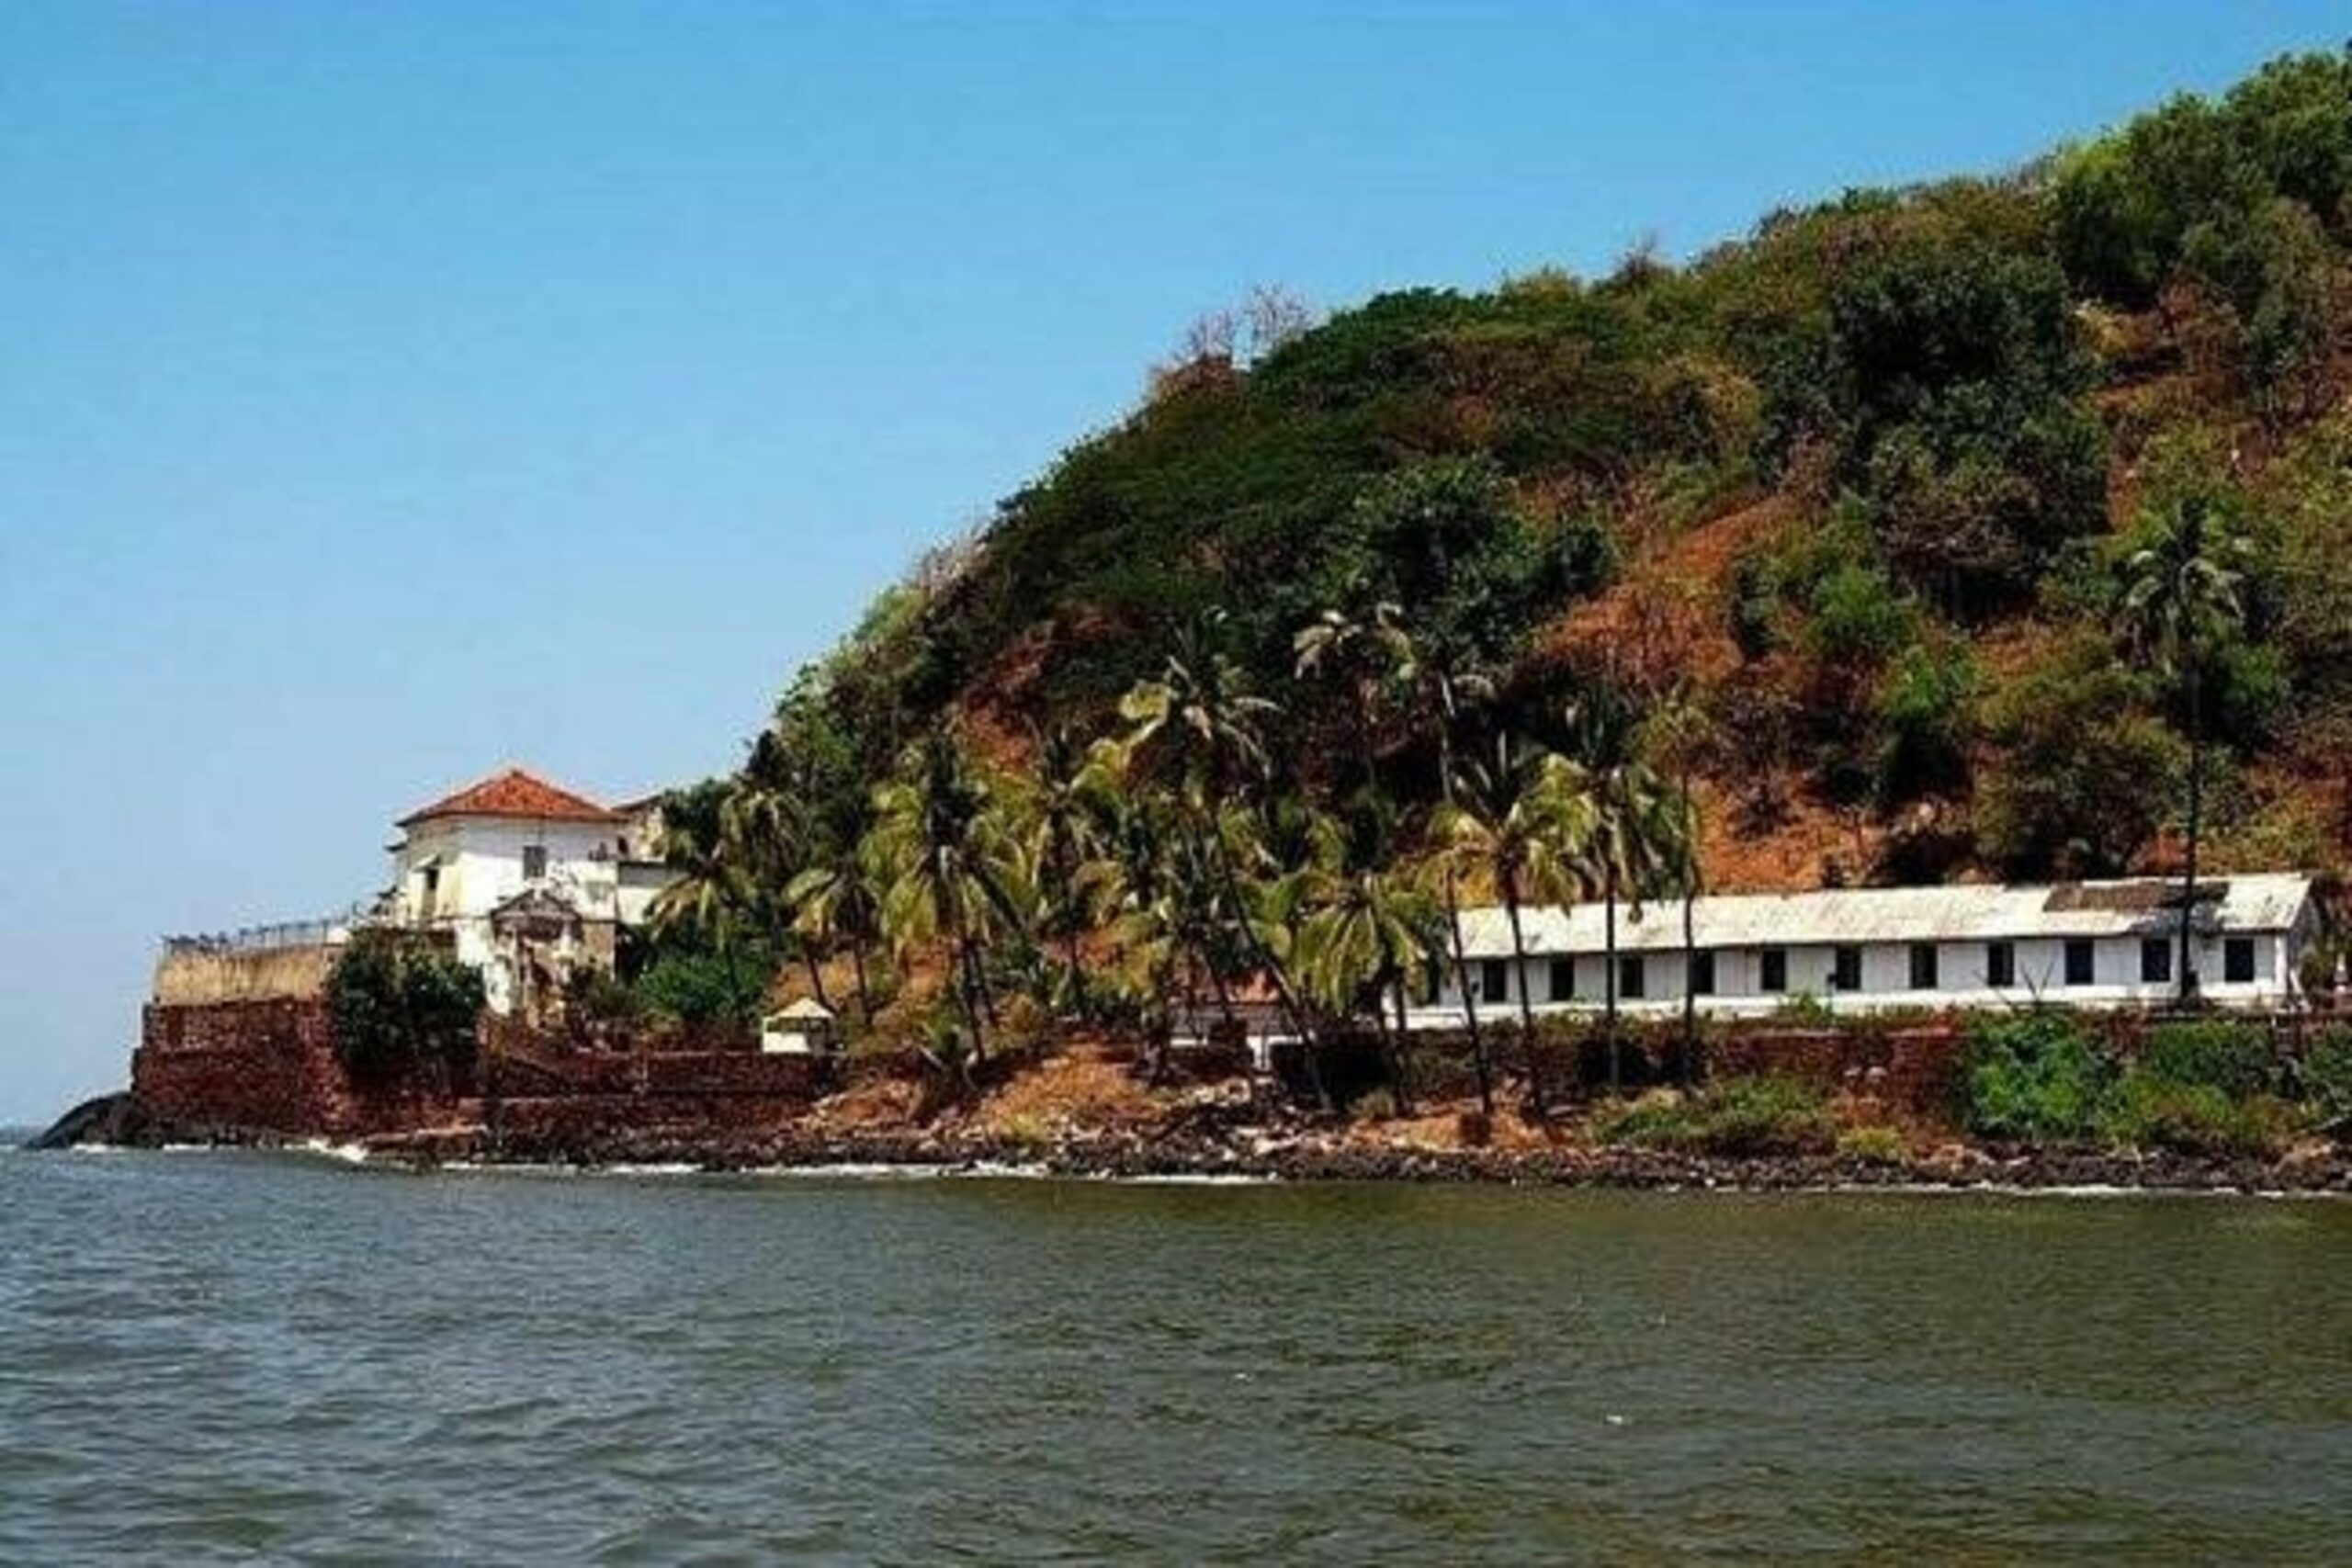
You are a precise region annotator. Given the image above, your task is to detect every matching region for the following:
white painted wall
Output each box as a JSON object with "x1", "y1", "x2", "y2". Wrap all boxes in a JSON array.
[{"x1": 1421, "y1": 931, "x2": 2295, "y2": 1026}]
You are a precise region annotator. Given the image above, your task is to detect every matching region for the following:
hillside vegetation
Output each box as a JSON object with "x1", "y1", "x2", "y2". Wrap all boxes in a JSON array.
[
  {"x1": 629, "y1": 52, "x2": 2352, "y2": 1072},
  {"x1": 789, "y1": 51, "x2": 2352, "y2": 890}
]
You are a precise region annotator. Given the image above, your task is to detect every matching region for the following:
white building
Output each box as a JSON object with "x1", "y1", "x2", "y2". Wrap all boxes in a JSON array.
[
  {"x1": 1419, "y1": 874, "x2": 2324, "y2": 1025},
  {"x1": 388, "y1": 767, "x2": 671, "y2": 1017}
]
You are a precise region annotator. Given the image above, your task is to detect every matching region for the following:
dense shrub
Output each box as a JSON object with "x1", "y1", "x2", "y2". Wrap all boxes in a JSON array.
[
  {"x1": 2293, "y1": 1027, "x2": 2352, "y2": 1137},
  {"x1": 327, "y1": 931, "x2": 484, "y2": 1088},
  {"x1": 633, "y1": 950, "x2": 767, "y2": 1032},
  {"x1": 2098, "y1": 1070, "x2": 2290, "y2": 1159},
  {"x1": 2137, "y1": 1020, "x2": 2278, "y2": 1099},
  {"x1": 1962, "y1": 1012, "x2": 2111, "y2": 1142},
  {"x1": 1598, "y1": 1076, "x2": 1836, "y2": 1157}
]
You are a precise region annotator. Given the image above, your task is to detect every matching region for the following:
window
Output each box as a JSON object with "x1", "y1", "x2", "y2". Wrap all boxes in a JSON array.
[
  {"x1": 522, "y1": 844, "x2": 548, "y2": 882},
  {"x1": 1619, "y1": 955, "x2": 1646, "y2": 1000},
  {"x1": 1909, "y1": 942, "x2": 1939, "y2": 990},
  {"x1": 1832, "y1": 945, "x2": 1862, "y2": 992},
  {"x1": 1986, "y1": 941, "x2": 2016, "y2": 987},
  {"x1": 2064, "y1": 939, "x2": 2095, "y2": 987},
  {"x1": 1760, "y1": 947, "x2": 1788, "y2": 993},
  {"x1": 419, "y1": 864, "x2": 439, "y2": 917},
  {"x1": 1548, "y1": 958, "x2": 1576, "y2": 1003},
  {"x1": 1690, "y1": 950, "x2": 1717, "y2": 996},
  {"x1": 2224, "y1": 937, "x2": 2256, "y2": 985},
  {"x1": 2141, "y1": 939, "x2": 2173, "y2": 985},
  {"x1": 1480, "y1": 959, "x2": 1510, "y2": 1004}
]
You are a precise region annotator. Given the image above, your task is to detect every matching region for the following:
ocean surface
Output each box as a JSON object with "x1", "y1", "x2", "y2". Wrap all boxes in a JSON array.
[{"x1": 4, "y1": 1144, "x2": 2350, "y2": 1562}]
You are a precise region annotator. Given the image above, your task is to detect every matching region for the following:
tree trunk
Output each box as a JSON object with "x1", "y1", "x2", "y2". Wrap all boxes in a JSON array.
[
  {"x1": 1502, "y1": 885, "x2": 1544, "y2": 1115},
  {"x1": 954, "y1": 924, "x2": 989, "y2": 1065},
  {"x1": 1372, "y1": 964, "x2": 1413, "y2": 1117},
  {"x1": 850, "y1": 937, "x2": 873, "y2": 1026},
  {"x1": 1681, "y1": 879, "x2": 1700, "y2": 1090},
  {"x1": 1604, "y1": 866, "x2": 1622, "y2": 1096},
  {"x1": 1374, "y1": 968, "x2": 1411, "y2": 1114},
  {"x1": 800, "y1": 943, "x2": 833, "y2": 1013},
  {"x1": 1442, "y1": 872, "x2": 1494, "y2": 1119},
  {"x1": 2180, "y1": 651, "x2": 2203, "y2": 1006},
  {"x1": 1064, "y1": 927, "x2": 1090, "y2": 1022}
]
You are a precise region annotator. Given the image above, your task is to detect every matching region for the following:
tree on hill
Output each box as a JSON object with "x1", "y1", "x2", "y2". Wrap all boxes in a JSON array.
[{"x1": 2122, "y1": 495, "x2": 2252, "y2": 1002}]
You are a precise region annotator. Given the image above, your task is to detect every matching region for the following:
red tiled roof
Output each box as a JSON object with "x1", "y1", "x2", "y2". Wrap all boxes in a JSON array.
[{"x1": 397, "y1": 767, "x2": 623, "y2": 828}]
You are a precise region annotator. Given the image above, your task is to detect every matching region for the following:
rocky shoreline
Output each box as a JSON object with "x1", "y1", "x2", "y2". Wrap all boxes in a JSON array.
[
  {"x1": 314, "y1": 1122, "x2": 2352, "y2": 1193},
  {"x1": 34, "y1": 1090, "x2": 2352, "y2": 1194}
]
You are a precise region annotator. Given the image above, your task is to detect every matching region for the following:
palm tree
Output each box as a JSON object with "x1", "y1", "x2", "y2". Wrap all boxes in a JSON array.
[
  {"x1": 1114, "y1": 614, "x2": 1313, "y2": 1044},
  {"x1": 1437, "y1": 731, "x2": 1593, "y2": 1116},
  {"x1": 1645, "y1": 686, "x2": 1712, "y2": 1087},
  {"x1": 1563, "y1": 691, "x2": 1679, "y2": 1096},
  {"x1": 722, "y1": 777, "x2": 829, "y2": 1012},
  {"x1": 1294, "y1": 601, "x2": 1412, "y2": 796},
  {"x1": 1025, "y1": 724, "x2": 1118, "y2": 1021},
  {"x1": 2122, "y1": 495, "x2": 2250, "y2": 1005},
  {"x1": 648, "y1": 779, "x2": 758, "y2": 998},
  {"x1": 1297, "y1": 854, "x2": 1437, "y2": 1116},
  {"x1": 865, "y1": 728, "x2": 1031, "y2": 1063},
  {"x1": 786, "y1": 843, "x2": 882, "y2": 1026}
]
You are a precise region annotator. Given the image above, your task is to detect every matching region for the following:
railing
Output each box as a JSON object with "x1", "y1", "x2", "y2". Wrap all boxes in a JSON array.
[{"x1": 161, "y1": 905, "x2": 378, "y2": 955}]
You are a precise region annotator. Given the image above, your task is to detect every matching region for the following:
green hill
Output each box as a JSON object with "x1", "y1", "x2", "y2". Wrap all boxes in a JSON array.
[{"x1": 761, "y1": 49, "x2": 2352, "y2": 896}]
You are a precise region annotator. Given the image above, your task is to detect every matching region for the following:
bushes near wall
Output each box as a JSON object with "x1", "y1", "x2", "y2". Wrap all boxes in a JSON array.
[
  {"x1": 1959, "y1": 1011, "x2": 2320, "y2": 1157},
  {"x1": 327, "y1": 931, "x2": 484, "y2": 1089}
]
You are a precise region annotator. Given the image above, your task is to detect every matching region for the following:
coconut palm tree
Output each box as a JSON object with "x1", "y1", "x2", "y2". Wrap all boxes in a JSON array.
[
  {"x1": 865, "y1": 728, "x2": 1032, "y2": 1063},
  {"x1": 1024, "y1": 723, "x2": 1119, "y2": 1021},
  {"x1": 2121, "y1": 495, "x2": 2251, "y2": 1004},
  {"x1": 1437, "y1": 731, "x2": 1594, "y2": 1115},
  {"x1": 722, "y1": 776, "x2": 829, "y2": 1012},
  {"x1": 648, "y1": 779, "x2": 759, "y2": 996},
  {"x1": 1563, "y1": 691, "x2": 1679, "y2": 1096},
  {"x1": 1645, "y1": 686, "x2": 1713, "y2": 1087},
  {"x1": 1296, "y1": 830, "x2": 1438, "y2": 1116},
  {"x1": 1114, "y1": 614, "x2": 1312, "y2": 1043},
  {"x1": 1294, "y1": 601, "x2": 1413, "y2": 795},
  {"x1": 786, "y1": 842, "x2": 882, "y2": 1026}
]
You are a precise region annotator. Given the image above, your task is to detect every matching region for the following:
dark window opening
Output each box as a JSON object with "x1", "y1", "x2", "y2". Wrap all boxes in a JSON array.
[
  {"x1": 1619, "y1": 955, "x2": 1646, "y2": 1000},
  {"x1": 523, "y1": 844, "x2": 548, "y2": 881},
  {"x1": 1548, "y1": 958, "x2": 1576, "y2": 1003},
  {"x1": 1690, "y1": 950, "x2": 1717, "y2": 996},
  {"x1": 1986, "y1": 941, "x2": 2017, "y2": 987},
  {"x1": 1909, "y1": 943, "x2": 1939, "y2": 990},
  {"x1": 2141, "y1": 939, "x2": 2173, "y2": 985},
  {"x1": 2224, "y1": 937, "x2": 2256, "y2": 985},
  {"x1": 1761, "y1": 947, "x2": 1788, "y2": 993},
  {"x1": 2064, "y1": 939, "x2": 2095, "y2": 987},
  {"x1": 1480, "y1": 959, "x2": 1509, "y2": 1003},
  {"x1": 1832, "y1": 945, "x2": 1862, "y2": 992}
]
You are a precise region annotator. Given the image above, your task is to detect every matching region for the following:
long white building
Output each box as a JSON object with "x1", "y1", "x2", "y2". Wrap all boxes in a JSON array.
[{"x1": 1418, "y1": 874, "x2": 2325, "y2": 1024}]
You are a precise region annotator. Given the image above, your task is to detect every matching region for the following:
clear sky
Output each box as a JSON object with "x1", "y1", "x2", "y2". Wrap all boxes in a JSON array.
[{"x1": 3, "y1": 2, "x2": 2344, "y2": 1123}]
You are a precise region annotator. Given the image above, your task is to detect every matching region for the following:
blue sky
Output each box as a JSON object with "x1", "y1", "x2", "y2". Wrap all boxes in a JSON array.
[{"x1": 3, "y1": 1, "x2": 2343, "y2": 1122}]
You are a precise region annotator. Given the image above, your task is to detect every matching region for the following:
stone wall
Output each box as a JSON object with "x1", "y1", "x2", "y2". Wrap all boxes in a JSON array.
[
  {"x1": 152, "y1": 943, "x2": 339, "y2": 1007},
  {"x1": 132, "y1": 998, "x2": 355, "y2": 1134}
]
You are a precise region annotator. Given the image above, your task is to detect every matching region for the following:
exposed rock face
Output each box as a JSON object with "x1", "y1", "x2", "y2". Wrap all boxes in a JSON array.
[{"x1": 28, "y1": 1091, "x2": 152, "y2": 1149}]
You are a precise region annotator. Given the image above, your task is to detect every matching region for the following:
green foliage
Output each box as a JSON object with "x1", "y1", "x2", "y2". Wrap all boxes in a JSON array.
[
  {"x1": 1873, "y1": 639, "x2": 1978, "y2": 804},
  {"x1": 633, "y1": 949, "x2": 767, "y2": 1032},
  {"x1": 2139, "y1": 1020, "x2": 2278, "y2": 1100},
  {"x1": 1836, "y1": 1123, "x2": 1910, "y2": 1164},
  {"x1": 327, "y1": 931, "x2": 484, "y2": 1087},
  {"x1": 1962, "y1": 1012, "x2": 2111, "y2": 1143},
  {"x1": 1598, "y1": 1077, "x2": 1837, "y2": 1157},
  {"x1": 2098, "y1": 1070, "x2": 2290, "y2": 1160},
  {"x1": 1975, "y1": 635, "x2": 2185, "y2": 877},
  {"x1": 2297, "y1": 1028, "x2": 2352, "y2": 1136}
]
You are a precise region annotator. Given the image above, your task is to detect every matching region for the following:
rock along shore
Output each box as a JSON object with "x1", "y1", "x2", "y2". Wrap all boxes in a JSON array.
[{"x1": 33, "y1": 1090, "x2": 2352, "y2": 1194}]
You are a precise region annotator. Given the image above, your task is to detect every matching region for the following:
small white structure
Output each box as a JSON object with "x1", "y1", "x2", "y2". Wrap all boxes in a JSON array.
[
  {"x1": 388, "y1": 767, "x2": 673, "y2": 1017},
  {"x1": 761, "y1": 998, "x2": 838, "y2": 1055},
  {"x1": 1418, "y1": 874, "x2": 2324, "y2": 1025}
]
